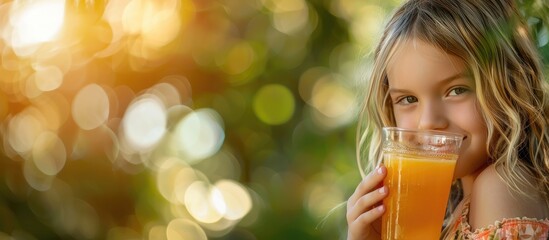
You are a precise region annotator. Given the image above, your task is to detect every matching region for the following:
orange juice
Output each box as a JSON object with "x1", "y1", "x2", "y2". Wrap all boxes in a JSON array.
[{"x1": 381, "y1": 152, "x2": 457, "y2": 240}]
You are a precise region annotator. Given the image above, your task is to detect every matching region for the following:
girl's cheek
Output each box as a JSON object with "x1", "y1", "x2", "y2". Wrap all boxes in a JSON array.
[{"x1": 393, "y1": 111, "x2": 418, "y2": 129}]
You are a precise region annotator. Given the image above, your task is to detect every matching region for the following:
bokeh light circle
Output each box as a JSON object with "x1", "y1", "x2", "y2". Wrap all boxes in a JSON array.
[
  {"x1": 214, "y1": 180, "x2": 252, "y2": 220},
  {"x1": 147, "y1": 225, "x2": 166, "y2": 240},
  {"x1": 156, "y1": 158, "x2": 194, "y2": 204},
  {"x1": 8, "y1": 108, "x2": 44, "y2": 154},
  {"x1": 122, "y1": 95, "x2": 167, "y2": 151},
  {"x1": 184, "y1": 181, "x2": 224, "y2": 224},
  {"x1": 311, "y1": 78, "x2": 354, "y2": 118},
  {"x1": 166, "y1": 218, "x2": 207, "y2": 240},
  {"x1": 33, "y1": 65, "x2": 64, "y2": 92},
  {"x1": 72, "y1": 84, "x2": 110, "y2": 130},
  {"x1": 253, "y1": 84, "x2": 295, "y2": 125},
  {"x1": 175, "y1": 109, "x2": 225, "y2": 163},
  {"x1": 222, "y1": 42, "x2": 256, "y2": 75},
  {"x1": 32, "y1": 131, "x2": 66, "y2": 176},
  {"x1": 23, "y1": 159, "x2": 54, "y2": 191}
]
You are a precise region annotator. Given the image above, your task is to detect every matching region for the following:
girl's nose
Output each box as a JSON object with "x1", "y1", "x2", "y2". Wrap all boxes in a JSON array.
[{"x1": 417, "y1": 103, "x2": 449, "y2": 130}]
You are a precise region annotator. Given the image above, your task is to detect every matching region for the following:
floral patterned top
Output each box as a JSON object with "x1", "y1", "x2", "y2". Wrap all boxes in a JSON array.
[{"x1": 443, "y1": 197, "x2": 549, "y2": 240}]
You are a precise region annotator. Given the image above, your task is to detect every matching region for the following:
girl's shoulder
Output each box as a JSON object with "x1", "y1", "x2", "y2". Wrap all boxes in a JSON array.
[
  {"x1": 444, "y1": 197, "x2": 549, "y2": 240},
  {"x1": 468, "y1": 164, "x2": 549, "y2": 231}
]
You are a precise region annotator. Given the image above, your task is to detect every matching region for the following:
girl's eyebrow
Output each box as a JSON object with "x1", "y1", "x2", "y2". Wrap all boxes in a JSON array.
[
  {"x1": 388, "y1": 72, "x2": 468, "y2": 94},
  {"x1": 387, "y1": 88, "x2": 411, "y2": 95}
]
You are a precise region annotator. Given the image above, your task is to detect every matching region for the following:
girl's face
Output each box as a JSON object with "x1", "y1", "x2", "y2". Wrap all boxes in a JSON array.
[{"x1": 386, "y1": 39, "x2": 489, "y2": 179}]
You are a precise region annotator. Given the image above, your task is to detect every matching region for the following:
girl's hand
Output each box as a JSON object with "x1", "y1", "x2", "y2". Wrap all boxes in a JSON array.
[{"x1": 346, "y1": 165, "x2": 388, "y2": 240}]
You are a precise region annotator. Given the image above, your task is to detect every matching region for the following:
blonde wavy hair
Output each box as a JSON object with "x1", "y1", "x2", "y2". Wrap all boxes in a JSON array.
[{"x1": 357, "y1": 0, "x2": 549, "y2": 207}]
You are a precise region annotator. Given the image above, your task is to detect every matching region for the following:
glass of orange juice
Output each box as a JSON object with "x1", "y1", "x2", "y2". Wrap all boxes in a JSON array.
[{"x1": 381, "y1": 127, "x2": 463, "y2": 240}]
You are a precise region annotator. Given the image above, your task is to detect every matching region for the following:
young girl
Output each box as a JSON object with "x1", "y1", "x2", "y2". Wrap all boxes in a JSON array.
[{"x1": 346, "y1": 0, "x2": 549, "y2": 239}]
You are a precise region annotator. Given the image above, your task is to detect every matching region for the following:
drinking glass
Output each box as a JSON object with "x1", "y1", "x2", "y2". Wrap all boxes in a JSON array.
[{"x1": 381, "y1": 127, "x2": 463, "y2": 240}]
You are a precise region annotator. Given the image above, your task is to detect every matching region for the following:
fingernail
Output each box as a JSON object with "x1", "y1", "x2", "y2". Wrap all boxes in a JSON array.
[
  {"x1": 377, "y1": 205, "x2": 385, "y2": 212},
  {"x1": 379, "y1": 186, "x2": 387, "y2": 194},
  {"x1": 377, "y1": 166, "x2": 384, "y2": 175}
]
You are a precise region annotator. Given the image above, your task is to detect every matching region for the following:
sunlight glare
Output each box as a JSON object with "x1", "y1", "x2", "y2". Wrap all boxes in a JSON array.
[
  {"x1": 122, "y1": 0, "x2": 186, "y2": 49},
  {"x1": 9, "y1": 0, "x2": 65, "y2": 47}
]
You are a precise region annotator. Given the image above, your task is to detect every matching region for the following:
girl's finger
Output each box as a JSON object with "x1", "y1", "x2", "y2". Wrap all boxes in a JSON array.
[
  {"x1": 348, "y1": 165, "x2": 386, "y2": 207},
  {"x1": 348, "y1": 205, "x2": 385, "y2": 238},
  {"x1": 347, "y1": 186, "x2": 388, "y2": 222}
]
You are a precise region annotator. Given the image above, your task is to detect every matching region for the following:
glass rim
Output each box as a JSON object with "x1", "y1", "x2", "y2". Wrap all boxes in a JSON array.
[{"x1": 382, "y1": 127, "x2": 465, "y2": 139}]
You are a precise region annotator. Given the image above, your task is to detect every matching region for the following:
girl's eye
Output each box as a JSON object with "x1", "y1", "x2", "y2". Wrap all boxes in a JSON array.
[
  {"x1": 448, "y1": 87, "x2": 468, "y2": 96},
  {"x1": 396, "y1": 96, "x2": 418, "y2": 105}
]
